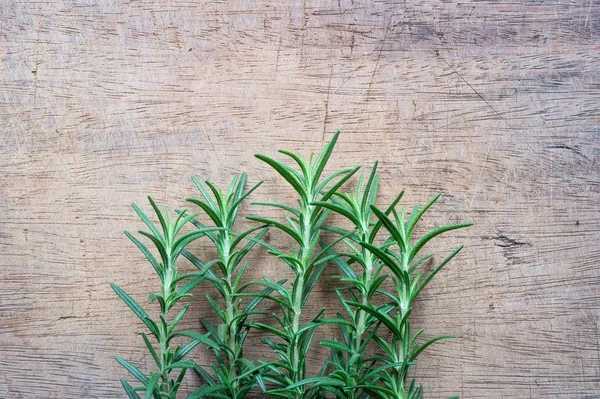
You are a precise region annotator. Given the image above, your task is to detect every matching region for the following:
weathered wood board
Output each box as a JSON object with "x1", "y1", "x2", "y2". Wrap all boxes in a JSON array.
[{"x1": 1, "y1": 1, "x2": 599, "y2": 397}]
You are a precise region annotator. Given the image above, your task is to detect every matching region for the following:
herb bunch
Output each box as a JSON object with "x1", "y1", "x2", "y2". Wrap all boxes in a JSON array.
[{"x1": 112, "y1": 132, "x2": 470, "y2": 399}]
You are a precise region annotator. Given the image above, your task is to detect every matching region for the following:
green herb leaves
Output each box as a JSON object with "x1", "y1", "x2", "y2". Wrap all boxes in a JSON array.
[
  {"x1": 183, "y1": 173, "x2": 271, "y2": 399},
  {"x1": 112, "y1": 132, "x2": 470, "y2": 399},
  {"x1": 112, "y1": 198, "x2": 221, "y2": 399},
  {"x1": 248, "y1": 131, "x2": 359, "y2": 399}
]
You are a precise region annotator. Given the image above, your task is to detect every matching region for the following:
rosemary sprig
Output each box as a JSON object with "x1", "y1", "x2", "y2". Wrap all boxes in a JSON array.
[
  {"x1": 182, "y1": 173, "x2": 275, "y2": 399},
  {"x1": 308, "y1": 163, "x2": 471, "y2": 399},
  {"x1": 310, "y1": 161, "x2": 396, "y2": 399},
  {"x1": 111, "y1": 197, "x2": 221, "y2": 399},
  {"x1": 248, "y1": 131, "x2": 359, "y2": 398},
  {"x1": 352, "y1": 196, "x2": 472, "y2": 399}
]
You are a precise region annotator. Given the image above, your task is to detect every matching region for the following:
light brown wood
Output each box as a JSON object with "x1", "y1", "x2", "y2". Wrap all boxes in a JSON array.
[{"x1": 1, "y1": 1, "x2": 599, "y2": 397}]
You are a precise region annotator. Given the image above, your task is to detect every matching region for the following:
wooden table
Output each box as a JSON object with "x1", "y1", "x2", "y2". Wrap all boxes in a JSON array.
[{"x1": 1, "y1": 1, "x2": 598, "y2": 397}]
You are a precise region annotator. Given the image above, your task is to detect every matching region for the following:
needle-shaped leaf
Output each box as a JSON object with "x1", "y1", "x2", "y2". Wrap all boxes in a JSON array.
[
  {"x1": 409, "y1": 253, "x2": 433, "y2": 275},
  {"x1": 251, "y1": 202, "x2": 301, "y2": 217},
  {"x1": 140, "y1": 333, "x2": 160, "y2": 368},
  {"x1": 230, "y1": 225, "x2": 269, "y2": 252},
  {"x1": 205, "y1": 294, "x2": 226, "y2": 322},
  {"x1": 315, "y1": 167, "x2": 359, "y2": 198},
  {"x1": 284, "y1": 376, "x2": 346, "y2": 391},
  {"x1": 191, "y1": 176, "x2": 218, "y2": 209},
  {"x1": 132, "y1": 203, "x2": 163, "y2": 240},
  {"x1": 361, "y1": 161, "x2": 379, "y2": 212},
  {"x1": 244, "y1": 280, "x2": 287, "y2": 313},
  {"x1": 320, "y1": 340, "x2": 354, "y2": 355},
  {"x1": 174, "y1": 339, "x2": 201, "y2": 362},
  {"x1": 324, "y1": 245, "x2": 357, "y2": 279},
  {"x1": 410, "y1": 335, "x2": 456, "y2": 361},
  {"x1": 346, "y1": 301, "x2": 402, "y2": 338},
  {"x1": 120, "y1": 379, "x2": 142, "y2": 399},
  {"x1": 255, "y1": 154, "x2": 307, "y2": 200},
  {"x1": 246, "y1": 215, "x2": 303, "y2": 246},
  {"x1": 180, "y1": 250, "x2": 214, "y2": 276},
  {"x1": 367, "y1": 274, "x2": 389, "y2": 300},
  {"x1": 204, "y1": 180, "x2": 225, "y2": 214},
  {"x1": 145, "y1": 372, "x2": 160, "y2": 399},
  {"x1": 186, "y1": 198, "x2": 223, "y2": 227},
  {"x1": 360, "y1": 242, "x2": 403, "y2": 280},
  {"x1": 355, "y1": 384, "x2": 395, "y2": 397},
  {"x1": 311, "y1": 200, "x2": 360, "y2": 227},
  {"x1": 185, "y1": 384, "x2": 228, "y2": 399},
  {"x1": 279, "y1": 149, "x2": 309, "y2": 178},
  {"x1": 138, "y1": 231, "x2": 169, "y2": 268},
  {"x1": 165, "y1": 360, "x2": 196, "y2": 371},
  {"x1": 369, "y1": 190, "x2": 405, "y2": 243},
  {"x1": 371, "y1": 205, "x2": 407, "y2": 254},
  {"x1": 412, "y1": 246, "x2": 463, "y2": 300},
  {"x1": 172, "y1": 228, "x2": 219, "y2": 260},
  {"x1": 406, "y1": 193, "x2": 440, "y2": 236},
  {"x1": 319, "y1": 166, "x2": 361, "y2": 202},
  {"x1": 174, "y1": 211, "x2": 201, "y2": 235},
  {"x1": 312, "y1": 130, "x2": 340, "y2": 188},
  {"x1": 411, "y1": 223, "x2": 473, "y2": 261},
  {"x1": 175, "y1": 275, "x2": 204, "y2": 298},
  {"x1": 111, "y1": 284, "x2": 159, "y2": 338},
  {"x1": 170, "y1": 303, "x2": 190, "y2": 333},
  {"x1": 147, "y1": 196, "x2": 168, "y2": 238},
  {"x1": 251, "y1": 322, "x2": 289, "y2": 340},
  {"x1": 170, "y1": 331, "x2": 220, "y2": 350},
  {"x1": 115, "y1": 356, "x2": 149, "y2": 386},
  {"x1": 125, "y1": 231, "x2": 163, "y2": 281}
]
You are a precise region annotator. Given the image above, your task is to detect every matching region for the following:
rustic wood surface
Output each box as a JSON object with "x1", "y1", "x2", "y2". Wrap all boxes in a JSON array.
[{"x1": 1, "y1": 1, "x2": 599, "y2": 398}]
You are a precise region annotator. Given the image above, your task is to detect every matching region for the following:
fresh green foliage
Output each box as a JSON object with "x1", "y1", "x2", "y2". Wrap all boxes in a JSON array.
[
  {"x1": 348, "y1": 198, "x2": 471, "y2": 399},
  {"x1": 310, "y1": 161, "x2": 398, "y2": 399},
  {"x1": 248, "y1": 131, "x2": 359, "y2": 398},
  {"x1": 112, "y1": 132, "x2": 470, "y2": 399},
  {"x1": 308, "y1": 160, "x2": 473, "y2": 399},
  {"x1": 111, "y1": 198, "x2": 221, "y2": 399},
  {"x1": 182, "y1": 173, "x2": 274, "y2": 398}
]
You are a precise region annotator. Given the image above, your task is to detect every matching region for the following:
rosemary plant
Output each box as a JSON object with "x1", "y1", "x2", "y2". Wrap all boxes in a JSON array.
[
  {"x1": 111, "y1": 197, "x2": 223, "y2": 399},
  {"x1": 181, "y1": 173, "x2": 275, "y2": 398},
  {"x1": 247, "y1": 132, "x2": 359, "y2": 398},
  {"x1": 352, "y1": 196, "x2": 471, "y2": 399},
  {"x1": 310, "y1": 158, "x2": 472, "y2": 398},
  {"x1": 311, "y1": 161, "x2": 401, "y2": 399}
]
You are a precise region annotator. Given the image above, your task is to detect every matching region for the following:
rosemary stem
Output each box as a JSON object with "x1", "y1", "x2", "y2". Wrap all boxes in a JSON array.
[
  {"x1": 292, "y1": 274, "x2": 304, "y2": 381},
  {"x1": 291, "y1": 205, "x2": 313, "y2": 393},
  {"x1": 222, "y1": 230, "x2": 240, "y2": 396},
  {"x1": 354, "y1": 242, "x2": 374, "y2": 353},
  {"x1": 160, "y1": 263, "x2": 174, "y2": 395}
]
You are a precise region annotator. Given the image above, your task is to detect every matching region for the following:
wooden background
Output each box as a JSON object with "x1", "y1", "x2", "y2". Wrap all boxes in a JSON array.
[{"x1": 1, "y1": 1, "x2": 599, "y2": 398}]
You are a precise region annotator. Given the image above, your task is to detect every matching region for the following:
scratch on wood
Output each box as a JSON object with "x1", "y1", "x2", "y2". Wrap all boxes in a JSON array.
[{"x1": 322, "y1": 56, "x2": 334, "y2": 143}]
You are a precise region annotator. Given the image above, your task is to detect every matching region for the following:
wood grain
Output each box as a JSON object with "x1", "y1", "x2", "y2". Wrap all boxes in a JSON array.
[{"x1": 1, "y1": 1, "x2": 598, "y2": 397}]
